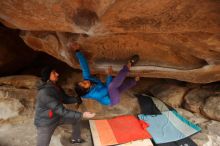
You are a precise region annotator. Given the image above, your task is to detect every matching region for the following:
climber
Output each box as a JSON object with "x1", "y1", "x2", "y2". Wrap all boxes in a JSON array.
[
  {"x1": 70, "y1": 42, "x2": 140, "y2": 106},
  {"x1": 34, "y1": 66, "x2": 95, "y2": 146}
]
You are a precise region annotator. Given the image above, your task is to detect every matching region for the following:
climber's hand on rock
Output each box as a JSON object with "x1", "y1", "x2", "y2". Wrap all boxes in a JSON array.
[
  {"x1": 68, "y1": 42, "x2": 81, "y2": 52},
  {"x1": 135, "y1": 74, "x2": 140, "y2": 82},
  {"x1": 106, "y1": 66, "x2": 113, "y2": 75}
]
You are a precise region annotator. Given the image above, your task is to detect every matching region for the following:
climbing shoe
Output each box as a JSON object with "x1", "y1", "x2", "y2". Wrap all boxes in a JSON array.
[
  {"x1": 129, "y1": 54, "x2": 139, "y2": 66},
  {"x1": 70, "y1": 138, "x2": 85, "y2": 144}
]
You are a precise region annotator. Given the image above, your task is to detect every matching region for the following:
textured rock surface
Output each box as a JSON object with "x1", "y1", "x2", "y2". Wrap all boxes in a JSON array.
[
  {"x1": 0, "y1": 119, "x2": 92, "y2": 146},
  {"x1": 0, "y1": 0, "x2": 219, "y2": 83},
  {"x1": 149, "y1": 84, "x2": 188, "y2": 107},
  {"x1": 0, "y1": 75, "x2": 219, "y2": 146},
  {"x1": 0, "y1": 98, "x2": 24, "y2": 120},
  {"x1": 0, "y1": 86, "x2": 37, "y2": 112},
  {"x1": 183, "y1": 88, "x2": 212, "y2": 113},
  {"x1": 201, "y1": 96, "x2": 220, "y2": 121},
  {"x1": 0, "y1": 75, "x2": 40, "y2": 89},
  {"x1": 0, "y1": 121, "x2": 37, "y2": 146},
  {"x1": 192, "y1": 120, "x2": 220, "y2": 146}
]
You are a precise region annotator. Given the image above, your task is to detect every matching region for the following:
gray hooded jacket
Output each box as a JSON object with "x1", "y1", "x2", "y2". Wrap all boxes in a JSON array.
[{"x1": 34, "y1": 81, "x2": 82, "y2": 127}]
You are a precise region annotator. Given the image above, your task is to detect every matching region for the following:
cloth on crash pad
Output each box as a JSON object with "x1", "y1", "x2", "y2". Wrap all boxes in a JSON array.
[
  {"x1": 135, "y1": 93, "x2": 174, "y2": 115},
  {"x1": 153, "y1": 137, "x2": 197, "y2": 146},
  {"x1": 118, "y1": 139, "x2": 154, "y2": 146},
  {"x1": 136, "y1": 92, "x2": 199, "y2": 146},
  {"x1": 138, "y1": 110, "x2": 201, "y2": 144},
  {"x1": 89, "y1": 115, "x2": 152, "y2": 146}
]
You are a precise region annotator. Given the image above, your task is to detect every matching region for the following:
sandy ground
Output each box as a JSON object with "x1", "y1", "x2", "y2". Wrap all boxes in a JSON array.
[{"x1": 0, "y1": 118, "x2": 93, "y2": 146}]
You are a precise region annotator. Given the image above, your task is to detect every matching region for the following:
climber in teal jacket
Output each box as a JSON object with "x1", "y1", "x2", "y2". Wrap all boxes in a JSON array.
[
  {"x1": 72, "y1": 43, "x2": 140, "y2": 106},
  {"x1": 75, "y1": 51, "x2": 112, "y2": 105}
]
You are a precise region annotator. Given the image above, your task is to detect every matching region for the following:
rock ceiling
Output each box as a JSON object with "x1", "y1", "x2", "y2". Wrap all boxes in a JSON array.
[{"x1": 0, "y1": 0, "x2": 219, "y2": 83}]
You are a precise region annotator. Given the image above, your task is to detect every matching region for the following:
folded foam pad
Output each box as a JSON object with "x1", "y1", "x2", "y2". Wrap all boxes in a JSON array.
[
  {"x1": 118, "y1": 139, "x2": 154, "y2": 146},
  {"x1": 136, "y1": 93, "x2": 174, "y2": 115},
  {"x1": 136, "y1": 93, "x2": 162, "y2": 115},
  {"x1": 154, "y1": 137, "x2": 198, "y2": 146},
  {"x1": 139, "y1": 110, "x2": 201, "y2": 144},
  {"x1": 89, "y1": 115, "x2": 152, "y2": 146},
  {"x1": 136, "y1": 93, "x2": 198, "y2": 146}
]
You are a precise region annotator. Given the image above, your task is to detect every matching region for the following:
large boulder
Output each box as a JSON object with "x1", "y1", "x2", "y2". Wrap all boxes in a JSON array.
[
  {"x1": 0, "y1": 0, "x2": 219, "y2": 83},
  {"x1": 149, "y1": 83, "x2": 188, "y2": 107},
  {"x1": 0, "y1": 86, "x2": 37, "y2": 113},
  {"x1": 0, "y1": 0, "x2": 218, "y2": 33},
  {"x1": 201, "y1": 96, "x2": 220, "y2": 121},
  {"x1": 0, "y1": 98, "x2": 24, "y2": 120},
  {"x1": 0, "y1": 75, "x2": 39, "y2": 113},
  {"x1": 183, "y1": 88, "x2": 212, "y2": 113}
]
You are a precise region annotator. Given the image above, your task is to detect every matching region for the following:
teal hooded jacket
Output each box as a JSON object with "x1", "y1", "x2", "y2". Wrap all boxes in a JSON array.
[{"x1": 76, "y1": 51, "x2": 112, "y2": 105}]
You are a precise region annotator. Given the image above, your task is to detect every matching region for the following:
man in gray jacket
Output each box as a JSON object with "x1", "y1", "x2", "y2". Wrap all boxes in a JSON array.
[{"x1": 34, "y1": 66, "x2": 95, "y2": 146}]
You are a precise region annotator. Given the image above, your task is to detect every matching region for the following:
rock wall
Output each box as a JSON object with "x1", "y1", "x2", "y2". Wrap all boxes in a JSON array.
[
  {"x1": 0, "y1": 74, "x2": 220, "y2": 146},
  {"x1": 0, "y1": 0, "x2": 219, "y2": 83},
  {"x1": 0, "y1": 1, "x2": 220, "y2": 145}
]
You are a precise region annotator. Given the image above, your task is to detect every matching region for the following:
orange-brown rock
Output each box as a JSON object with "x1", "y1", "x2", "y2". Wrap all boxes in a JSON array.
[{"x1": 0, "y1": 0, "x2": 220, "y2": 83}]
